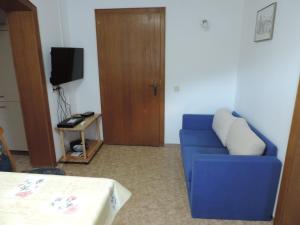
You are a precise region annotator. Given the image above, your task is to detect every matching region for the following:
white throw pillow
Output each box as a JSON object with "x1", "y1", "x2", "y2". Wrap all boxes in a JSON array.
[
  {"x1": 212, "y1": 108, "x2": 236, "y2": 146},
  {"x1": 226, "y1": 118, "x2": 266, "y2": 156}
]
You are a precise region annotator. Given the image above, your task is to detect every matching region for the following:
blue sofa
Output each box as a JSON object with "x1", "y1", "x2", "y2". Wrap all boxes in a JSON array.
[{"x1": 179, "y1": 112, "x2": 282, "y2": 221}]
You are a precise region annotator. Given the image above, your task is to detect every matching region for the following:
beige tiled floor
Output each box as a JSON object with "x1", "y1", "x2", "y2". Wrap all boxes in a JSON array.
[{"x1": 15, "y1": 145, "x2": 273, "y2": 225}]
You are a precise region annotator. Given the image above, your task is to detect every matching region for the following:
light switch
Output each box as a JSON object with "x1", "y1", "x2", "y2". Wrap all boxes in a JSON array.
[{"x1": 174, "y1": 86, "x2": 180, "y2": 92}]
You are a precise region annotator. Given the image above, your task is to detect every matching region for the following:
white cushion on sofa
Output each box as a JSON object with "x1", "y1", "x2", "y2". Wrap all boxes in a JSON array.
[
  {"x1": 226, "y1": 118, "x2": 266, "y2": 156},
  {"x1": 212, "y1": 108, "x2": 236, "y2": 146}
]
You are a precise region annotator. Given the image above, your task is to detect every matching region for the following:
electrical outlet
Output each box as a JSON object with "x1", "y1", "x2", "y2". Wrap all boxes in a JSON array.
[{"x1": 174, "y1": 86, "x2": 180, "y2": 92}]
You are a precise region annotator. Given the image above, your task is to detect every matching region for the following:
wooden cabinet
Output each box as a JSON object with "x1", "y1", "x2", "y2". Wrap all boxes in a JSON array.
[
  {"x1": 0, "y1": 102, "x2": 28, "y2": 151},
  {"x1": 0, "y1": 31, "x2": 20, "y2": 102},
  {"x1": 0, "y1": 30, "x2": 28, "y2": 151}
]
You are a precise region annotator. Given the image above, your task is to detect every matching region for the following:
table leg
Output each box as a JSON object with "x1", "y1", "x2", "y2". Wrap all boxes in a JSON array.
[
  {"x1": 60, "y1": 131, "x2": 66, "y2": 160},
  {"x1": 81, "y1": 131, "x2": 87, "y2": 159},
  {"x1": 96, "y1": 118, "x2": 101, "y2": 141}
]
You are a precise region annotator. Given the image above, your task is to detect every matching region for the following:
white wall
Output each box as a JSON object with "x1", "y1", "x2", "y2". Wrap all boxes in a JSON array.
[
  {"x1": 28, "y1": 0, "x2": 300, "y2": 163},
  {"x1": 30, "y1": 0, "x2": 78, "y2": 160},
  {"x1": 235, "y1": 0, "x2": 300, "y2": 163},
  {"x1": 60, "y1": 0, "x2": 244, "y2": 144}
]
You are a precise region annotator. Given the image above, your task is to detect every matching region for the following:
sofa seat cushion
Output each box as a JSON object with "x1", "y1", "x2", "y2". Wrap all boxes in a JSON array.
[
  {"x1": 180, "y1": 129, "x2": 223, "y2": 148},
  {"x1": 181, "y1": 146, "x2": 229, "y2": 186}
]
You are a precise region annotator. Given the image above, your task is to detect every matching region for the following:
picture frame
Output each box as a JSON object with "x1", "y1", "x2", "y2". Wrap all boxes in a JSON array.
[{"x1": 254, "y1": 2, "x2": 277, "y2": 42}]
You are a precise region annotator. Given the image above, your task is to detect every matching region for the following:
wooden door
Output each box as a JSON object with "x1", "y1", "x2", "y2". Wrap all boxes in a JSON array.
[
  {"x1": 95, "y1": 8, "x2": 165, "y2": 146},
  {"x1": 275, "y1": 79, "x2": 300, "y2": 225}
]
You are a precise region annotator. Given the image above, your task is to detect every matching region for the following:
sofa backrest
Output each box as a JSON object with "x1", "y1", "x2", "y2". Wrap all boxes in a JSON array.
[
  {"x1": 232, "y1": 112, "x2": 277, "y2": 157},
  {"x1": 182, "y1": 114, "x2": 214, "y2": 130}
]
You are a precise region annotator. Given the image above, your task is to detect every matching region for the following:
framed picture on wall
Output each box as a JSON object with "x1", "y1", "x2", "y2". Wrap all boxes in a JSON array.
[{"x1": 254, "y1": 2, "x2": 277, "y2": 42}]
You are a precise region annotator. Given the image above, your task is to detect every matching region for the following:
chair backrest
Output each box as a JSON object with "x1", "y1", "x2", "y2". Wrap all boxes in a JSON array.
[{"x1": 0, "y1": 127, "x2": 16, "y2": 171}]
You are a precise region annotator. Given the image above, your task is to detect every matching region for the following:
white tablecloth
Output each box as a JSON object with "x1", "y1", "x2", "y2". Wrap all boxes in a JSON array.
[{"x1": 0, "y1": 172, "x2": 131, "y2": 225}]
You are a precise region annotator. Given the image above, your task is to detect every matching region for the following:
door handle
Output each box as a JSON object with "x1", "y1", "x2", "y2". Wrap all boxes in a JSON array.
[
  {"x1": 0, "y1": 96, "x2": 4, "y2": 98},
  {"x1": 0, "y1": 106, "x2": 6, "y2": 109},
  {"x1": 149, "y1": 80, "x2": 159, "y2": 96}
]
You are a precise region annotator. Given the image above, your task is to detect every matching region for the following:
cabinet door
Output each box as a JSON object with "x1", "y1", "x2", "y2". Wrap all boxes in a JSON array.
[
  {"x1": 0, "y1": 32, "x2": 5, "y2": 101},
  {"x1": 0, "y1": 31, "x2": 20, "y2": 102},
  {"x1": 0, "y1": 103, "x2": 8, "y2": 133},
  {"x1": 0, "y1": 102, "x2": 28, "y2": 151}
]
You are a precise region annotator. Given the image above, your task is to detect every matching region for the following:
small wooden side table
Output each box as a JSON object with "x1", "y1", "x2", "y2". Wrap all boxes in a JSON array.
[{"x1": 57, "y1": 114, "x2": 103, "y2": 164}]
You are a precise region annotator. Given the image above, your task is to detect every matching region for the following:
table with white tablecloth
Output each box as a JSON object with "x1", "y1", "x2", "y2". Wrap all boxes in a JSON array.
[{"x1": 0, "y1": 172, "x2": 131, "y2": 225}]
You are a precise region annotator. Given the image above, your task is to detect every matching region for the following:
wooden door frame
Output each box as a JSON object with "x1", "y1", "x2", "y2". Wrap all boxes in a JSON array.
[
  {"x1": 159, "y1": 8, "x2": 165, "y2": 146},
  {"x1": 274, "y1": 78, "x2": 300, "y2": 224},
  {"x1": 0, "y1": 0, "x2": 56, "y2": 166},
  {"x1": 95, "y1": 7, "x2": 165, "y2": 146}
]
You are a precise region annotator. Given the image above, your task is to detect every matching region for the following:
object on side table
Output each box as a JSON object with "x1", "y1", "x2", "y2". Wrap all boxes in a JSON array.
[
  {"x1": 81, "y1": 111, "x2": 95, "y2": 118},
  {"x1": 72, "y1": 114, "x2": 84, "y2": 119},
  {"x1": 57, "y1": 117, "x2": 84, "y2": 128},
  {"x1": 70, "y1": 139, "x2": 89, "y2": 152}
]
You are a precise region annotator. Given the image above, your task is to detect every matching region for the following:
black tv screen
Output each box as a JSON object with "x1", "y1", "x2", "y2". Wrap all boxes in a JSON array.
[{"x1": 50, "y1": 47, "x2": 84, "y2": 85}]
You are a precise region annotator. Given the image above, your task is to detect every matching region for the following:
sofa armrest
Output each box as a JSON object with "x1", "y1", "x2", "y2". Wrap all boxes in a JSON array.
[
  {"x1": 190, "y1": 155, "x2": 281, "y2": 220},
  {"x1": 182, "y1": 114, "x2": 214, "y2": 130}
]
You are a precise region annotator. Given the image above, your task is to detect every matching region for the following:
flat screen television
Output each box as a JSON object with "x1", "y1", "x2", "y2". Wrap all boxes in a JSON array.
[{"x1": 50, "y1": 47, "x2": 84, "y2": 86}]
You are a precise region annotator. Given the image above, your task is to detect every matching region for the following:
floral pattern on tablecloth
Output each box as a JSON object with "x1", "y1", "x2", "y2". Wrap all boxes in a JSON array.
[
  {"x1": 0, "y1": 172, "x2": 131, "y2": 225},
  {"x1": 14, "y1": 176, "x2": 45, "y2": 198},
  {"x1": 50, "y1": 195, "x2": 79, "y2": 214}
]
